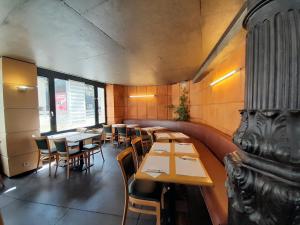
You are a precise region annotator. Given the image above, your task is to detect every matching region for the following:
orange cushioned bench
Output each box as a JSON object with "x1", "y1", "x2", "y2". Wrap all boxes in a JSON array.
[{"x1": 124, "y1": 119, "x2": 238, "y2": 225}]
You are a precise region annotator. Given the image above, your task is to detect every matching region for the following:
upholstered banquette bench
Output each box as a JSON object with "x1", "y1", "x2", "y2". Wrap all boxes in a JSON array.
[{"x1": 124, "y1": 119, "x2": 238, "y2": 225}]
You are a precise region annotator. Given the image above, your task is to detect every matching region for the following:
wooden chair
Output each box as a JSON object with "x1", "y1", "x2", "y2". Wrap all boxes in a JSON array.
[
  {"x1": 117, "y1": 125, "x2": 131, "y2": 146},
  {"x1": 135, "y1": 128, "x2": 153, "y2": 150},
  {"x1": 53, "y1": 138, "x2": 87, "y2": 179},
  {"x1": 83, "y1": 134, "x2": 105, "y2": 167},
  {"x1": 117, "y1": 147, "x2": 163, "y2": 225},
  {"x1": 0, "y1": 212, "x2": 3, "y2": 225},
  {"x1": 33, "y1": 136, "x2": 58, "y2": 176},
  {"x1": 0, "y1": 174, "x2": 4, "y2": 188},
  {"x1": 131, "y1": 137, "x2": 146, "y2": 168},
  {"x1": 103, "y1": 125, "x2": 114, "y2": 144}
]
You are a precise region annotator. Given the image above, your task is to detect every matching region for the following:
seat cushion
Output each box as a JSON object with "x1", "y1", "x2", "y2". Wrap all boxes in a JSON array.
[
  {"x1": 83, "y1": 144, "x2": 99, "y2": 150},
  {"x1": 68, "y1": 149, "x2": 81, "y2": 156},
  {"x1": 141, "y1": 135, "x2": 151, "y2": 141},
  {"x1": 68, "y1": 142, "x2": 79, "y2": 148},
  {"x1": 41, "y1": 148, "x2": 57, "y2": 154},
  {"x1": 129, "y1": 179, "x2": 162, "y2": 202}
]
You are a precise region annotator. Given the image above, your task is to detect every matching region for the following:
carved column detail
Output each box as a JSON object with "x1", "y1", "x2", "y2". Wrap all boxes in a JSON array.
[{"x1": 225, "y1": 1, "x2": 300, "y2": 225}]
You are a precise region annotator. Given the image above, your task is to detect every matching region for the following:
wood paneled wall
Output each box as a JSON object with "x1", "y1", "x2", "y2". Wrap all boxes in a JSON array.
[
  {"x1": 106, "y1": 84, "x2": 125, "y2": 124},
  {"x1": 107, "y1": 39, "x2": 245, "y2": 136},
  {"x1": 0, "y1": 57, "x2": 40, "y2": 177},
  {"x1": 124, "y1": 85, "x2": 173, "y2": 120},
  {"x1": 189, "y1": 38, "x2": 245, "y2": 135}
]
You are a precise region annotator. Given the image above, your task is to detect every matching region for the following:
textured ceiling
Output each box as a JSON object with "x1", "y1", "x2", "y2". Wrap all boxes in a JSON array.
[{"x1": 0, "y1": 0, "x2": 244, "y2": 85}]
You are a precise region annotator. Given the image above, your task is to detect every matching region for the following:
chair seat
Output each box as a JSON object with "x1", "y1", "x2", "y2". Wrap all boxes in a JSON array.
[
  {"x1": 142, "y1": 135, "x2": 151, "y2": 141},
  {"x1": 41, "y1": 148, "x2": 57, "y2": 154},
  {"x1": 68, "y1": 149, "x2": 81, "y2": 156},
  {"x1": 68, "y1": 142, "x2": 79, "y2": 148},
  {"x1": 129, "y1": 179, "x2": 162, "y2": 202},
  {"x1": 83, "y1": 144, "x2": 99, "y2": 150}
]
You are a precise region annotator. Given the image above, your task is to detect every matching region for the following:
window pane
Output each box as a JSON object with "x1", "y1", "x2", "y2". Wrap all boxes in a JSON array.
[
  {"x1": 37, "y1": 77, "x2": 51, "y2": 133},
  {"x1": 98, "y1": 87, "x2": 106, "y2": 123},
  {"x1": 55, "y1": 79, "x2": 96, "y2": 131},
  {"x1": 85, "y1": 84, "x2": 96, "y2": 126}
]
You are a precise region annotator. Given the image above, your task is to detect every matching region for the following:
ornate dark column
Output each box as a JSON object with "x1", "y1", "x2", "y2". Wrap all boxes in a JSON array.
[{"x1": 225, "y1": 0, "x2": 300, "y2": 225}]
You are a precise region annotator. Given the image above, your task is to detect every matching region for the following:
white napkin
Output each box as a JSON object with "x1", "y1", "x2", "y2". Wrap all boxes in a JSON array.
[
  {"x1": 175, "y1": 143, "x2": 195, "y2": 154},
  {"x1": 142, "y1": 156, "x2": 170, "y2": 175},
  {"x1": 152, "y1": 142, "x2": 171, "y2": 152},
  {"x1": 175, "y1": 157, "x2": 206, "y2": 177},
  {"x1": 171, "y1": 132, "x2": 189, "y2": 139}
]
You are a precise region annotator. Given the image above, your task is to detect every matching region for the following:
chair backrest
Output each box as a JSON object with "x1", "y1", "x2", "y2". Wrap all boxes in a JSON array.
[
  {"x1": 117, "y1": 126, "x2": 127, "y2": 136},
  {"x1": 116, "y1": 147, "x2": 136, "y2": 188},
  {"x1": 53, "y1": 138, "x2": 68, "y2": 153},
  {"x1": 33, "y1": 136, "x2": 49, "y2": 152},
  {"x1": 131, "y1": 137, "x2": 144, "y2": 156},
  {"x1": 131, "y1": 137, "x2": 144, "y2": 168},
  {"x1": 103, "y1": 125, "x2": 112, "y2": 134},
  {"x1": 76, "y1": 127, "x2": 87, "y2": 133},
  {"x1": 135, "y1": 128, "x2": 142, "y2": 137}
]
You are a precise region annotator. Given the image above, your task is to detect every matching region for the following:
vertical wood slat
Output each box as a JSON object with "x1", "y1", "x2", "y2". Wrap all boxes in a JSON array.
[{"x1": 245, "y1": 9, "x2": 300, "y2": 110}]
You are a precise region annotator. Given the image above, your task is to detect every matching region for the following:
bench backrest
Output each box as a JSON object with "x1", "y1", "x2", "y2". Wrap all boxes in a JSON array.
[{"x1": 124, "y1": 119, "x2": 238, "y2": 164}]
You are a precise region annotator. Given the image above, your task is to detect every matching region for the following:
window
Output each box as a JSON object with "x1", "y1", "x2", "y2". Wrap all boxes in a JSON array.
[
  {"x1": 98, "y1": 87, "x2": 105, "y2": 124},
  {"x1": 37, "y1": 77, "x2": 51, "y2": 133},
  {"x1": 37, "y1": 68, "x2": 106, "y2": 134}
]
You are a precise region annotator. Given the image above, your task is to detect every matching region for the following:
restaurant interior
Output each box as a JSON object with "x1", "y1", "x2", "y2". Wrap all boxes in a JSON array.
[{"x1": 0, "y1": 0, "x2": 299, "y2": 225}]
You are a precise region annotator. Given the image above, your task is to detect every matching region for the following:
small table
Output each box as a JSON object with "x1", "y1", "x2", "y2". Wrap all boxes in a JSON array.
[
  {"x1": 141, "y1": 126, "x2": 167, "y2": 133},
  {"x1": 135, "y1": 142, "x2": 213, "y2": 186},
  {"x1": 48, "y1": 132, "x2": 100, "y2": 170},
  {"x1": 112, "y1": 124, "x2": 126, "y2": 128},
  {"x1": 155, "y1": 132, "x2": 190, "y2": 142},
  {"x1": 126, "y1": 124, "x2": 139, "y2": 128}
]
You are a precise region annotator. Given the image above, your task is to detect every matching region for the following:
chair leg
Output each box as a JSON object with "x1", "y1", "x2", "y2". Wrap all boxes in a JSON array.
[
  {"x1": 122, "y1": 196, "x2": 129, "y2": 225},
  {"x1": 36, "y1": 153, "x2": 40, "y2": 173},
  {"x1": 48, "y1": 156, "x2": 52, "y2": 176},
  {"x1": 156, "y1": 205, "x2": 161, "y2": 225},
  {"x1": 84, "y1": 154, "x2": 88, "y2": 173},
  {"x1": 100, "y1": 147, "x2": 105, "y2": 161},
  {"x1": 67, "y1": 158, "x2": 70, "y2": 179},
  {"x1": 54, "y1": 155, "x2": 59, "y2": 177}
]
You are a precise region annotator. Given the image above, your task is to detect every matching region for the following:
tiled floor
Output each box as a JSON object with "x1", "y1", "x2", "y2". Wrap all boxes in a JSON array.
[
  {"x1": 0, "y1": 144, "x2": 211, "y2": 225},
  {"x1": 0, "y1": 144, "x2": 154, "y2": 225}
]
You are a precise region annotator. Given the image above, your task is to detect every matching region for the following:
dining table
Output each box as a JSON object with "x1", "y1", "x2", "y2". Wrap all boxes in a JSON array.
[
  {"x1": 135, "y1": 142, "x2": 213, "y2": 186},
  {"x1": 135, "y1": 142, "x2": 213, "y2": 225},
  {"x1": 141, "y1": 126, "x2": 167, "y2": 133},
  {"x1": 48, "y1": 131, "x2": 101, "y2": 170},
  {"x1": 154, "y1": 132, "x2": 190, "y2": 142}
]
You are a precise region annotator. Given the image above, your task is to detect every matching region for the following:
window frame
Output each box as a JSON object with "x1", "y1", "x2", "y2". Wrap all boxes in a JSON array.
[{"x1": 37, "y1": 68, "x2": 107, "y2": 135}]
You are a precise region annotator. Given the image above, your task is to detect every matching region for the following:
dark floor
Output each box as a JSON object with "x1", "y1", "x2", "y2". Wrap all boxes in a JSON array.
[{"x1": 0, "y1": 144, "x2": 212, "y2": 225}]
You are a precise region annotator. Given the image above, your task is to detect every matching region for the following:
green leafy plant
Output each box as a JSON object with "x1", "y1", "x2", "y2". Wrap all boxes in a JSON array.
[{"x1": 174, "y1": 88, "x2": 189, "y2": 121}]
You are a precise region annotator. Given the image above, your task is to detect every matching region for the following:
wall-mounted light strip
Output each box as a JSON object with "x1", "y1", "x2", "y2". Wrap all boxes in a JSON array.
[
  {"x1": 16, "y1": 85, "x2": 35, "y2": 92},
  {"x1": 210, "y1": 68, "x2": 241, "y2": 86},
  {"x1": 129, "y1": 95, "x2": 155, "y2": 98}
]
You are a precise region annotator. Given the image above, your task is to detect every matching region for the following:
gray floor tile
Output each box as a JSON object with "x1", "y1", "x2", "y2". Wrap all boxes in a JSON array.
[
  {"x1": 1, "y1": 199, "x2": 68, "y2": 225},
  {"x1": 55, "y1": 209, "x2": 137, "y2": 225}
]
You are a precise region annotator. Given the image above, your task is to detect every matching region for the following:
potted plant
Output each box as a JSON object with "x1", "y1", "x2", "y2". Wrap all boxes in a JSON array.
[{"x1": 174, "y1": 88, "x2": 190, "y2": 121}]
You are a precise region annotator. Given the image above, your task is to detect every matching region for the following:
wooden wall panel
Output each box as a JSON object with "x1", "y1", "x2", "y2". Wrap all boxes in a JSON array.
[
  {"x1": 2, "y1": 57, "x2": 37, "y2": 86},
  {"x1": 122, "y1": 84, "x2": 172, "y2": 121},
  {"x1": 107, "y1": 38, "x2": 245, "y2": 136},
  {"x1": 0, "y1": 57, "x2": 39, "y2": 177},
  {"x1": 3, "y1": 84, "x2": 38, "y2": 109},
  {"x1": 5, "y1": 109, "x2": 39, "y2": 133}
]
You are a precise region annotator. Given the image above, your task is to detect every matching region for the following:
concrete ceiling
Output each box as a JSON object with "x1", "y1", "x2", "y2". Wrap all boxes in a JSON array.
[{"x1": 0, "y1": 0, "x2": 244, "y2": 85}]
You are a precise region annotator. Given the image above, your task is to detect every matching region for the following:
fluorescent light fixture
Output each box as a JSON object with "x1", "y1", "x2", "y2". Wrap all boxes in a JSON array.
[
  {"x1": 129, "y1": 95, "x2": 155, "y2": 98},
  {"x1": 210, "y1": 69, "x2": 241, "y2": 86},
  {"x1": 17, "y1": 85, "x2": 34, "y2": 92},
  {"x1": 4, "y1": 186, "x2": 17, "y2": 194}
]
